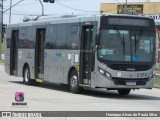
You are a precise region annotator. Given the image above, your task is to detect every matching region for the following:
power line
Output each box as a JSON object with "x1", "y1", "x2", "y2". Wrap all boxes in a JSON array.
[
  {"x1": 114, "y1": 0, "x2": 121, "y2": 4},
  {"x1": 4, "y1": 12, "x2": 40, "y2": 16},
  {"x1": 11, "y1": 10, "x2": 40, "y2": 14},
  {"x1": 4, "y1": 2, "x2": 39, "y2": 7},
  {"x1": 3, "y1": 0, "x2": 24, "y2": 13},
  {"x1": 55, "y1": 1, "x2": 99, "y2": 13}
]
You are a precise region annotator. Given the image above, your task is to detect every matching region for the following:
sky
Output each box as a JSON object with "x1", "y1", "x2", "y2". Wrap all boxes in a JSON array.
[{"x1": 2, "y1": 0, "x2": 160, "y2": 24}]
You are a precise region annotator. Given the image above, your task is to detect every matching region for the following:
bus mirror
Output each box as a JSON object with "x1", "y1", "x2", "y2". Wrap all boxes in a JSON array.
[{"x1": 95, "y1": 34, "x2": 100, "y2": 45}]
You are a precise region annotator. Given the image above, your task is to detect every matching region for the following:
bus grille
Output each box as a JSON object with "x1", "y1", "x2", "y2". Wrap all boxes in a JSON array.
[
  {"x1": 112, "y1": 77, "x2": 149, "y2": 85},
  {"x1": 109, "y1": 64, "x2": 151, "y2": 71}
]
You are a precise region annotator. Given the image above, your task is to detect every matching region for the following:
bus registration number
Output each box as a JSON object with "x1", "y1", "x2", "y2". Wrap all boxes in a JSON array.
[
  {"x1": 126, "y1": 81, "x2": 136, "y2": 86},
  {"x1": 137, "y1": 73, "x2": 147, "y2": 78}
]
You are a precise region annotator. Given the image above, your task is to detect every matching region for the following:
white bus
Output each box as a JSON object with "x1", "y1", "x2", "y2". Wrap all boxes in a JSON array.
[{"x1": 5, "y1": 14, "x2": 156, "y2": 95}]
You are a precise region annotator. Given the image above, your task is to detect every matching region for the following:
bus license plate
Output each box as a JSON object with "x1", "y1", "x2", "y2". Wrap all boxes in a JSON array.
[{"x1": 126, "y1": 81, "x2": 136, "y2": 86}]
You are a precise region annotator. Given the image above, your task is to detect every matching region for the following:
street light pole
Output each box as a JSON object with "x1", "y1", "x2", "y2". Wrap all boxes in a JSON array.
[
  {"x1": 39, "y1": 0, "x2": 44, "y2": 16},
  {"x1": 9, "y1": 0, "x2": 12, "y2": 23},
  {"x1": 0, "y1": 0, "x2": 3, "y2": 60},
  {"x1": 124, "y1": 0, "x2": 127, "y2": 14}
]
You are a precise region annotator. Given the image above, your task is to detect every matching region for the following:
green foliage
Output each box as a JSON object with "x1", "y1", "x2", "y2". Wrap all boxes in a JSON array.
[
  {"x1": 0, "y1": 59, "x2": 4, "y2": 64},
  {"x1": 155, "y1": 77, "x2": 160, "y2": 85}
]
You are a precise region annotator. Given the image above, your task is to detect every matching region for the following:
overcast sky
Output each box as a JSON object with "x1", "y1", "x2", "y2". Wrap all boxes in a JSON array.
[{"x1": 2, "y1": 0, "x2": 160, "y2": 24}]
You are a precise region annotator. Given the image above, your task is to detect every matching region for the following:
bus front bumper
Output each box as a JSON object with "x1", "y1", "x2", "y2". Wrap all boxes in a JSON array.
[{"x1": 93, "y1": 74, "x2": 155, "y2": 89}]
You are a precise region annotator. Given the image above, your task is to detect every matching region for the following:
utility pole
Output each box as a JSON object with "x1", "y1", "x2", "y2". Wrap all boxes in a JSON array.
[
  {"x1": 0, "y1": 0, "x2": 3, "y2": 60},
  {"x1": 6, "y1": 0, "x2": 25, "y2": 23},
  {"x1": 124, "y1": 0, "x2": 127, "y2": 14},
  {"x1": 9, "y1": 0, "x2": 12, "y2": 23},
  {"x1": 39, "y1": 0, "x2": 44, "y2": 16}
]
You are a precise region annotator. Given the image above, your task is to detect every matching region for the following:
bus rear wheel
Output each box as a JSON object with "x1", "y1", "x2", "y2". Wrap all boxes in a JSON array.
[
  {"x1": 69, "y1": 70, "x2": 82, "y2": 94},
  {"x1": 23, "y1": 66, "x2": 35, "y2": 85},
  {"x1": 118, "y1": 89, "x2": 131, "y2": 95}
]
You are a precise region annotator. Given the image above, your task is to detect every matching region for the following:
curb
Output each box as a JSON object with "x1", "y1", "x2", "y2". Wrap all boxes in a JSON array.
[{"x1": 154, "y1": 84, "x2": 160, "y2": 89}]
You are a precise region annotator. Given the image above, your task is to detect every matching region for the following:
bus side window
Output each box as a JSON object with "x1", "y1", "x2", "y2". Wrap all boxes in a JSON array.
[
  {"x1": 45, "y1": 25, "x2": 57, "y2": 49},
  {"x1": 68, "y1": 24, "x2": 79, "y2": 49},
  {"x1": 19, "y1": 28, "x2": 27, "y2": 48},
  {"x1": 27, "y1": 27, "x2": 35, "y2": 49},
  {"x1": 6, "y1": 28, "x2": 12, "y2": 48},
  {"x1": 56, "y1": 24, "x2": 68, "y2": 49}
]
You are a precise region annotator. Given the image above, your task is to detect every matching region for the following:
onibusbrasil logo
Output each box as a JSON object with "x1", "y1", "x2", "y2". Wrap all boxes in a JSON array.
[{"x1": 12, "y1": 92, "x2": 27, "y2": 106}]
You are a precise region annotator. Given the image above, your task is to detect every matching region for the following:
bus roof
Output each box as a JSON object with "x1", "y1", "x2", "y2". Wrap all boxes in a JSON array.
[{"x1": 7, "y1": 14, "x2": 153, "y2": 28}]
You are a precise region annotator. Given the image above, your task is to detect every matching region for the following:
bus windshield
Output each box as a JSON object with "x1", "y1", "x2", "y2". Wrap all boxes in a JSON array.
[{"x1": 98, "y1": 29, "x2": 155, "y2": 62}]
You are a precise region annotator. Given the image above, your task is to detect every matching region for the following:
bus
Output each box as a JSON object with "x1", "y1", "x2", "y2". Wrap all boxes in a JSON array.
[{"x1": 5, "y1": 14, "x2": 156, "y2": 95}]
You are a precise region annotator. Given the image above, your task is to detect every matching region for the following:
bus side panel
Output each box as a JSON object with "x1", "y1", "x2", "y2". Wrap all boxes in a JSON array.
[
  {"x1": 60, "y1": 23, "x2": 80, "y2": 84},
  {"x1": 17, "y1": 27, "x2": 27, "y2": 77},
  {"x1": 26, "y1": 49, "x2": 35, "y2": 79},
  {"x1": 17, "y1": 49, "x2": 28, "y2": 77},
  {"x1": 44, "y1": 25, "x2": 58, "y2": 83},
  {"x1": 17, "y1": 27, "x2": 36, "y2": 79},
  {"x1": 5, "y1": 28, "x2": 12, "y2": 75},
  {"x1": 27, "y1": 27, "x2": 36, "y2": 80},
  {"x1": 61, "y1": 50, "x2": 80, "y2": 84},
  {"x1": 44, "y1": 49, "x2": 59, "y2": 83},
  {"x1": 44, "y1": 23, "x2": 81, "y2": 84}
]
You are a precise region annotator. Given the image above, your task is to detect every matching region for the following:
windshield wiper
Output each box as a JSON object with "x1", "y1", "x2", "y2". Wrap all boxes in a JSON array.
[
  {"x1": 114, "y1": 28, "x2": 123, "y2": 44},
  {"x1": 135, "y1": 29, "x2": 144, "y2": 54},
  {"x1": 134, "y1": 34, "x2": 137, "y2": 53},
  {"x1": 114, "y1": 28, "x2": 125, "y2": 54},
  {"x1": 122, "y1": 34, "x2": 125, "y2": 54}
]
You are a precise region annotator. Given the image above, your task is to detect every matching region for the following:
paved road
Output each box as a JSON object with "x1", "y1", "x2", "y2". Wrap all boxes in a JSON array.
[{"x1": 0, "y1": 64, "x2": 160, "y2": 120}]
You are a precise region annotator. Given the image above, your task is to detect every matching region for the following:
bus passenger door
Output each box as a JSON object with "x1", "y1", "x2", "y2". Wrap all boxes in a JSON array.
[
  {"x1": 80, "y1": 25, "x2": 93, "y2": 85},
  {"x1": 35, "y1": 29, "x2": 46, "y2": 79},
  {"x1": 10, "y1": 30, "x2": 19, "y2": 75}
]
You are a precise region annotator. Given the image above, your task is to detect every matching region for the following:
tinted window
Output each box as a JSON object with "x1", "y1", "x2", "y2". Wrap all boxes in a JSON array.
[{"x1": 56, "y1": 24, "x2": 68, "y2": 49}]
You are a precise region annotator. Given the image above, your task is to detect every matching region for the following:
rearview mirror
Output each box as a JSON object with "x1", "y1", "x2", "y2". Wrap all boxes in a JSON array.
[{"x1": 95, "y1": 34, "x2": 100, "y2": 45}]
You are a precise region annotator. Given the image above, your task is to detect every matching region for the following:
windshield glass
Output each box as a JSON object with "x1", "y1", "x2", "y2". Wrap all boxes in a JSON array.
[{"x1": 98, "y1": 29, "x2": 155, "y2": 62}]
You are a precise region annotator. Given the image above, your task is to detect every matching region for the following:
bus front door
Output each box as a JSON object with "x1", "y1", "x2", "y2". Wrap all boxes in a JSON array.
[
  {"x1": 10, "y1": 30, "x2": 19, "y2": 75},
  {"x1": 35, "y1": 29, "x2": 46, "y2": 79},
  {"x1": 80, "y1": 25, "x2": 93, "y2": 85}
]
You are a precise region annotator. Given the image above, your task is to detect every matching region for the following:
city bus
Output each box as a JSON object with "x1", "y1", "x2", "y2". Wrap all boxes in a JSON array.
[{"x1": 5, "y1": 14, "x2": 156, "y2": 95}]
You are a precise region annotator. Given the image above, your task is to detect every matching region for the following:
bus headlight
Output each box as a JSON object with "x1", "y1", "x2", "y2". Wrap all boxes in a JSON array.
[
  {"x1": 149, "y1": 71, "x2": 155, "y2": 80},
  {"x1": 99, "y1": 68, "x2": 105, "y2": 75},
  {"x1": 99, "y1": 68, "x2": 112, "y2": 79}
]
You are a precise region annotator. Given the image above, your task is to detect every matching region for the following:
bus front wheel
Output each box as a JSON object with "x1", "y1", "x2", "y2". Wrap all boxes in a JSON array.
[
  {"x1": 69, "y1": 70, "x2": 82, "y2": 94},
  {"x1": 118, "y1": 89, "x2": 131, "y2": 95}
]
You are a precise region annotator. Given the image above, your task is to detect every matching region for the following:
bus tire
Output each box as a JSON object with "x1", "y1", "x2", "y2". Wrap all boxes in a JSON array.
[
  {"x1": 69, "y1": 70, "x2": 82, "y2": 94},
  {"x1": 23, "y1": 66, "x2": 34, "y2": 85},
  {"x1": 118, "y1": 89, "x2": 131, "y2": 95}
]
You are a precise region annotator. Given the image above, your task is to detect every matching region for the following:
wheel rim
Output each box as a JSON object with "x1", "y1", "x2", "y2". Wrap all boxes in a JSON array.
[
  {"x1": 24, "y1": 69, "x2": 29, "y2": 82},
  {"x1": 70, "y1": 75, "x2": 78, "y2": 88}
]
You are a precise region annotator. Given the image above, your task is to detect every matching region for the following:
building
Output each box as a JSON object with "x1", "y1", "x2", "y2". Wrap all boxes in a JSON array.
[{"x1": 101, "y1": 2, "x2": 160, "y2": 14}]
